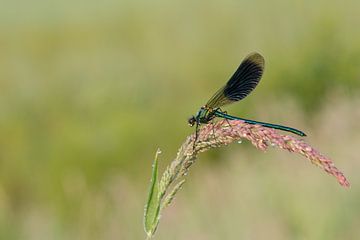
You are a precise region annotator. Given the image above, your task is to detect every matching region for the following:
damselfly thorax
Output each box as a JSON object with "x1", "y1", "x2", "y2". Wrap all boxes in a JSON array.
[{"x1": 188, "y1": 105, "x2": 219, "y2": 126}]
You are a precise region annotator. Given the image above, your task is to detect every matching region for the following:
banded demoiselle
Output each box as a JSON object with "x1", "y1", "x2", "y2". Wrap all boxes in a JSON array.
[{"x1": 188, "y1": 52, "x2": 306, "y2": 142}]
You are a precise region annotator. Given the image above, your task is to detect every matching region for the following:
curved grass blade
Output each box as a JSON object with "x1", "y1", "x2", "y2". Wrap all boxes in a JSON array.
[{"x1": 144, "y1": 149, "x2": 162, "y2": 238}]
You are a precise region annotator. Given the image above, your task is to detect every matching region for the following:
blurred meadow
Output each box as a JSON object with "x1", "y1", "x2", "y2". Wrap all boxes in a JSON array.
[{"x1": 1, "y1": 0, "x2": 360, "y2": 239}]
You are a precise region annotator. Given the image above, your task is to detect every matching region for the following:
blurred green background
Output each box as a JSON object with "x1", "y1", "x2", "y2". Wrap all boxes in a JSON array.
[{"x1": 1, "y1": 0, "x2": 360, "y2": 239}]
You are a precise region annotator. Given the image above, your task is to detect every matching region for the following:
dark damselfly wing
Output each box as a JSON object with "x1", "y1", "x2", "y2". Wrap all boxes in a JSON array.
[{"x1": 206, "y1": 52, "x2": 265, "y2": 108}]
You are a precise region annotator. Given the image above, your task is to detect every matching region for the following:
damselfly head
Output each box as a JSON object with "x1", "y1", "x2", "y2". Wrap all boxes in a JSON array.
[{"x1": 188, "y1": 116, "x2": 196, "y2": 127}]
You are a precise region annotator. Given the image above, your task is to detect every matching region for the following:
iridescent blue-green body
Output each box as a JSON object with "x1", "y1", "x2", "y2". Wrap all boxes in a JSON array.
[
  {"x1": 188, "y1": 52, "x2": 306, "y2": 142},
  {"x1": 213, "y1": 110, "x2": 306, "y2": 136}
]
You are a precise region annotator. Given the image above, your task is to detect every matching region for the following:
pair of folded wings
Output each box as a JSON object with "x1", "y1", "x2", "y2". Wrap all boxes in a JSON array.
[{"x1": 206, "y1": 52, "x2": 265, "y2": 109}]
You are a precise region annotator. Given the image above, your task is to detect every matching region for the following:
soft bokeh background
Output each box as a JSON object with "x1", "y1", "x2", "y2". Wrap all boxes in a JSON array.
[{"x1": 1, "y1": 0, "x2": 360, "y2": 239}]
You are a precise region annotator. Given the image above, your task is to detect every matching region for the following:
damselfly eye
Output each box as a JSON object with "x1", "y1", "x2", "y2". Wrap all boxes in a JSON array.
[{"x1": 188, "y1": 116, "x2": 196, "y2": 127}]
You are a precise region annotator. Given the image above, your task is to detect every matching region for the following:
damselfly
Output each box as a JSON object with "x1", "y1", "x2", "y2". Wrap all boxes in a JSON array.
[{"x1": 188, "y1": 52, "x2": 306, "y2": 143}]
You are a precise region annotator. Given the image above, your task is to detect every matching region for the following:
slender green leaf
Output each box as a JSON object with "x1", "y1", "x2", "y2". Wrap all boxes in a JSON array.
[{"x1": 144, "y1": 149, "x2": 161, "y2": 237}]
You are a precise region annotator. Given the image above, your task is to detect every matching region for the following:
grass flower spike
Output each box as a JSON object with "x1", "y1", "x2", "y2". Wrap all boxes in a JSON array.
[{"x1": 143, "y1": 120, "x2": 349, "y2": 239}]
